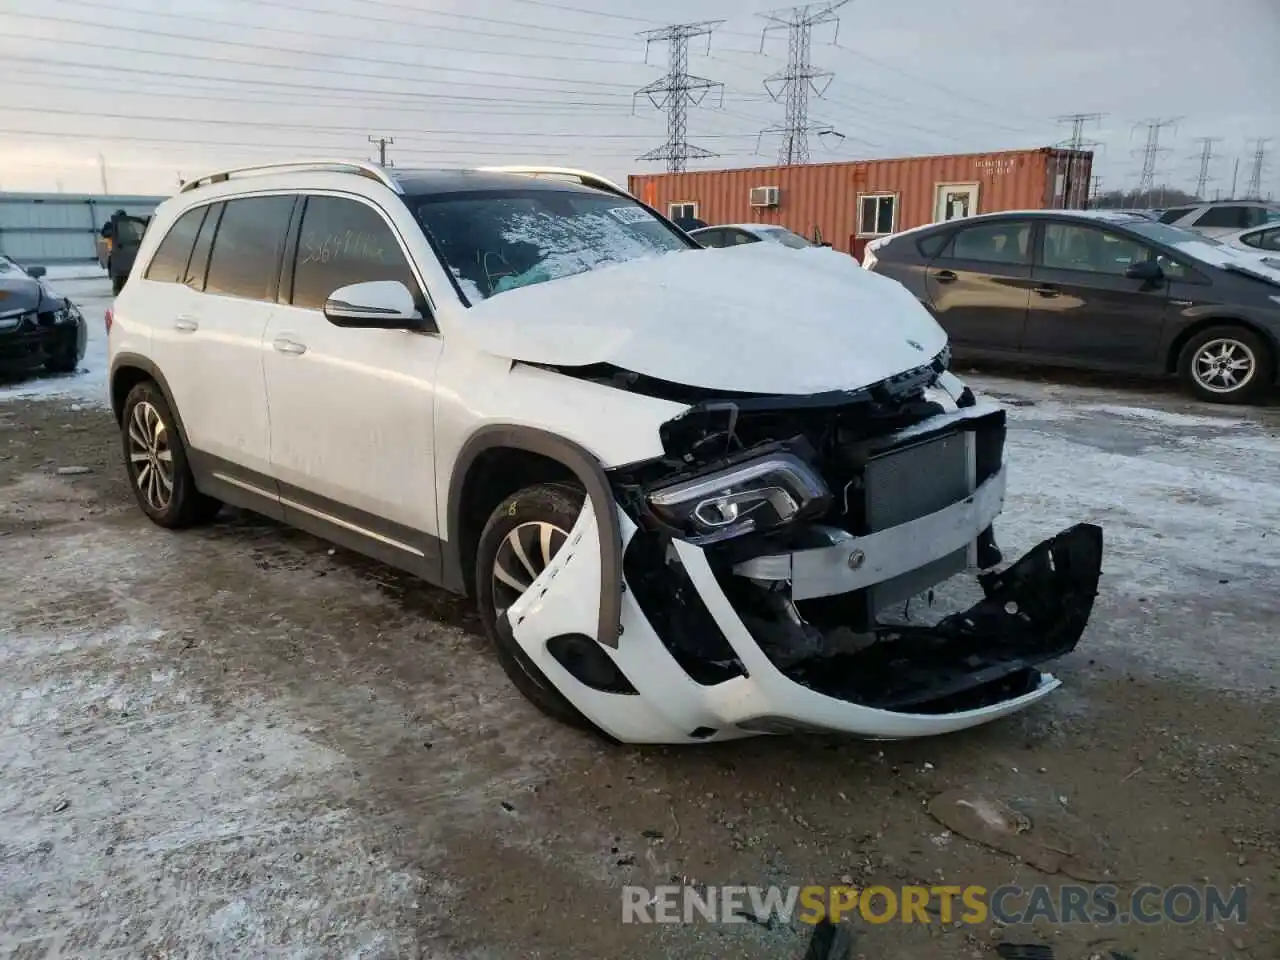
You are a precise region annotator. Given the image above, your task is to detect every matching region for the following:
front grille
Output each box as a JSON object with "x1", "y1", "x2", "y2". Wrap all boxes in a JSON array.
[{"x1": 863, "y1": 430, "x2": 971, "y2": 614}]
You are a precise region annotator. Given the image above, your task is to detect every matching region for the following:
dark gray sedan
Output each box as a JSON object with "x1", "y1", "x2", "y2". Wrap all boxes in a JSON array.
[{"x1": 863, "y1": 210, "x2": 1280, "y2": 403}]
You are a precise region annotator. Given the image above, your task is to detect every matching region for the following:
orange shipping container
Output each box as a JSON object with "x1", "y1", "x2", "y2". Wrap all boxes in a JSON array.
[{"x1": 628, "y1": 147, "x2": 1093, "y2": 260}]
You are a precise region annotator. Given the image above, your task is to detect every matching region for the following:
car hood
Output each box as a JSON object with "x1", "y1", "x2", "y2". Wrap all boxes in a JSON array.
[
  {"x1": 453, "y1": 243, "x2": 949, "y2": 395},
  {"x1": 0, "y1": 275, "x2": 51, "y2": 316}
]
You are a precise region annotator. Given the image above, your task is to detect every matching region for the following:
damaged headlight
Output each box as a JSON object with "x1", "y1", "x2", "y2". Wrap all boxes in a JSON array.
[{"x1": 647, "y1": 453, "x2": 830, "y2": 545}]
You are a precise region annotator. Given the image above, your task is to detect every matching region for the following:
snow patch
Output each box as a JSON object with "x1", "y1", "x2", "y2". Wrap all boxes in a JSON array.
[{"x1": 1079, "y1": 404, "x2": 1249, "y2": 430}]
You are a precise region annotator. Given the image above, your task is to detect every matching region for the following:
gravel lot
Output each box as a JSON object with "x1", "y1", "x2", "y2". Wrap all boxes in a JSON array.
[{"x1": 1, "y1": 279, "x2": 1277, "y2": 959}]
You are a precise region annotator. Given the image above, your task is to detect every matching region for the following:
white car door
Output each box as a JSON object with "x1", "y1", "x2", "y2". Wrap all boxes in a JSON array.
[
  {"x1": 261, "y1": 193, "x2": 444, "y2": 573},
  {"x1": 159, "y1": 195, "x2": 296, "y2": 482}
]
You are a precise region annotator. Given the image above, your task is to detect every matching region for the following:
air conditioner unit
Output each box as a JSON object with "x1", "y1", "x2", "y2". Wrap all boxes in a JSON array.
[{"x1": 749, "y1": 186, "x2": 780, "y2": 208}]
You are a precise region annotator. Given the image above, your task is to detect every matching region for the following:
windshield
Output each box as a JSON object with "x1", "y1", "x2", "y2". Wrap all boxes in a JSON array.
[
  {"x1": 409, "y1": 188, "x2": 692, "y2": 304},
  {"x1": 758, "y1": 226, "x2": 814, "y2": 249}
]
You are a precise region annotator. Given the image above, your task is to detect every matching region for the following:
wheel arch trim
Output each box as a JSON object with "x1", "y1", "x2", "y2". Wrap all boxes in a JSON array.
[
  {"x1": 444, "y1": 425, "x2": 624, "y2": 649},
  {"x1": 109, "y1": 353, "x2": 193, "y2": 447}
]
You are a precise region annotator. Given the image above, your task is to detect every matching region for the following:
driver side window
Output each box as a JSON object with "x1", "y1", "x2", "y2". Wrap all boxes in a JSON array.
[
  {"x1": 290, "y1": 196, "x2": 420, "y2": 310},
  {"x1": 1042, "y1": 223, "x2": 1151, "y2": 276}
]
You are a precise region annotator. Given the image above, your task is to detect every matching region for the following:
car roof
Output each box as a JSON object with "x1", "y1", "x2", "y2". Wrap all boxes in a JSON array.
[{"x1": 388, "y1": 168, "x2": 611, "y2": 197}]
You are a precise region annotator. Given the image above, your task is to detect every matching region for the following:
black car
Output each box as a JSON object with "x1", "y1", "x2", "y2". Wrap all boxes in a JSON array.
[
  {"x1": 0, "y1": 256, "x2": 88, "y2": 375},
  {"x1": 863, "y1": 210, "x2": 1280, "y2": 403}
]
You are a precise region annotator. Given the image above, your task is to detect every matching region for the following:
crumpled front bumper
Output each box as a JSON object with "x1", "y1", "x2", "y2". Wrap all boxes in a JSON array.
[{"x1": 503, "y1": 489, "x2": 1103, "y2": 743}]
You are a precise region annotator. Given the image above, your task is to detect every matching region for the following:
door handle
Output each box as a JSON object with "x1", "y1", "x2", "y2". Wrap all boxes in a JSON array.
[
  {"x1": 273, "y1": 337, "x2": 307, "y2": 356},
  {"x1": 934, "y1": 270, "x2": 958, "y2": 283},
  {"x1": 1033, "y1": 285, "x2": 1060, "y2": 298},
  {"x1": 173, "y1": 315, "x2": 199, "y2": 332}
]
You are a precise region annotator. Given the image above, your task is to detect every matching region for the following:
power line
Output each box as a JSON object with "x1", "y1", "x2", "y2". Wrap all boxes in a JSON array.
[
  {"x1": 633, "y1": 21, "x2": 726, "y2": 172},
  {"x1": 1132, "y1": 117, "x2": 1180, "y2": 207},
  {"x1": 1189, "y1": 137, "x2": 1221, "y2": 199},
  {"x1": 0, "y1": 13, "x2": 642, "y2": 92},
  {"x1": 757, "y1": 1, "x2": 849, "y2": 165},
  {"x1": 1244, "y1": 138, "x2": 1272, "y2": 200}
]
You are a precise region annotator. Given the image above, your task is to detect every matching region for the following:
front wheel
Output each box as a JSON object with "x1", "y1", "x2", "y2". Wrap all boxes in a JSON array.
[
  {"x1": 1177, "y1": 325, "x2": 1274, "y2": 404},
  {"x1": 120, "y1": 380, "x2": 222, "y2": 528},
  {"x1": 474, "y1": 482, "x2": 596, "y2": 731}
]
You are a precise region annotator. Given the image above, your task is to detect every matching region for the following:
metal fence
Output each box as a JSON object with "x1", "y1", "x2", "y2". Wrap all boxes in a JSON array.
[{"x1": 0, "y1": 192, "x2": 169, "y2": 266}]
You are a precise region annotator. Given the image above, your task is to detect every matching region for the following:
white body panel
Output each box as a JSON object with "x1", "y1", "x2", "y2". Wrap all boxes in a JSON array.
[{"x1": 263, "y1": 304, "x2": 444, "y2": 534}]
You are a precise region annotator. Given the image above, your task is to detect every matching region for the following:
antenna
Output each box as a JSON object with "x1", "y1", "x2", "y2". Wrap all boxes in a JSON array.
[
  {"x1": 757, "y1": 1, "x2": 849, "y2": 165},
  {"x1": 633, "y1": 22, "x2": 725, "y2": 173}
]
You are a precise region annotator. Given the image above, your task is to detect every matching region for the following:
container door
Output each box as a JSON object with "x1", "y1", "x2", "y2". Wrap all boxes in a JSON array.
[{"x1": 934, "y1": 184, "x2": 980, "y2": 223}]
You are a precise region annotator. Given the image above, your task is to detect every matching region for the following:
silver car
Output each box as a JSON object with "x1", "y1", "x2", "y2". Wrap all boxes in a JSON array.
[{"x1": 1155, "y1": 200, "x2": 1280, "y2": 238}]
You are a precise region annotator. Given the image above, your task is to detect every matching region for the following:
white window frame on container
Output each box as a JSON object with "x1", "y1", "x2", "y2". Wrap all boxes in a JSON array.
[
  {"x1": 668, "y1": 201, "x2": 698, "y2": 221},
  {"x1": 857, "y1": 193, "x2": 898, "y2": 238}
]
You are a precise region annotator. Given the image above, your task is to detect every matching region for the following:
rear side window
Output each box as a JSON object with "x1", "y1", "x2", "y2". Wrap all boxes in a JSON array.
[
  {"x1": 289, "y1": 196, "x2": 421, "y2": 310},
  {"x1": 1157, "y1": 207, "x2": 1194, "y2": 224},
  {"x1": 1241, "y1": 227, "x2": 1280, "y2": 251},
  {"x1": 943, "y1": 221, "x2": 1032, "y2": 265},
  {"x1": 144, "y1": 207, "x2": 206, "y2": 283},
  {"x1": 205, "y1": 195, "x2": 296, "y2": 301},
  {"x1": 182, "y1": 203, "x2": 222, "y2": 290}
]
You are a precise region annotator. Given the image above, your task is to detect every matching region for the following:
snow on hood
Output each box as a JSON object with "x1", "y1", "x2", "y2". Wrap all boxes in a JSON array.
[{"x1": 451, "y1": 243, "x2": 949, "y2": 395}]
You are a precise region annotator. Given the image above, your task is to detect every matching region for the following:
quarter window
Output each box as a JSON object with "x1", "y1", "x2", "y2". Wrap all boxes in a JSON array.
[
  {"x1": 290, "y1": 196, "x2": 420, "y2": 311},
  {"x1": 943, "y1": 221, "x2": 1033, "y2": 265},
  {"x1": 204, "y1": 195, "x2": 296, "y2": 301},
  {"x1": 1157, "y1": 206, "x2": 1194, "y2": 224},
  {"x1": 1042, "y1": 223, "x2": 1152, "y2": 275},
  {"x1": 144, "y1": 206, "x2": 207, "y2": 283},
  {"x1": 183, "y1": 203, "x2": 222, "y2": 290},
  {"x1": 858, "y1": 194, "x2": 896, "y2": 236}
]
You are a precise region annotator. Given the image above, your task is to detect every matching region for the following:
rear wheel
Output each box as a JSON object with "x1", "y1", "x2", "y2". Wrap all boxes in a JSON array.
[
  {"x1": 120, "y1": 381, "x2": 221, "y2": 528},
  {"x1": 1177, "y1": 325, "x2": 1273, "y2": 404},
  {"x1": 475, "y1": 482, "x2": 595, "y2": 731}
]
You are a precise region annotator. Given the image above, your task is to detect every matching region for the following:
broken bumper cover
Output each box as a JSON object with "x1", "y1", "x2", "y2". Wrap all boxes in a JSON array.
[{"x1": 504, "y1": 493, "x2": 1103, "y2": 744}]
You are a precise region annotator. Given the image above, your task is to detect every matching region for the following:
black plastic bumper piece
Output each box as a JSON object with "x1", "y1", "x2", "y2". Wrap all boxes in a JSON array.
[{"x1": 785, "y1": 523, "x2": 1104, "y2": 714}]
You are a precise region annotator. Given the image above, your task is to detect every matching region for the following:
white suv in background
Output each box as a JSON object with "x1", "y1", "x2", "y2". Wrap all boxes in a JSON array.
[{"x1": 108, "y1": 159, "x2": 1103, "y2": 744}]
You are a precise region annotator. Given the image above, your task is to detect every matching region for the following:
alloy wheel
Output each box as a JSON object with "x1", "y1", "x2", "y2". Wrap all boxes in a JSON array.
[
  {"x1": 127, "y1": 400, "x2": 174, "y2": 511},
  {"x1": 492, "y1": 520, "x2": 569, "y2": 617},
  {"x1": 1192, "y1": 338, "x2": 1256, "y2": 395}
]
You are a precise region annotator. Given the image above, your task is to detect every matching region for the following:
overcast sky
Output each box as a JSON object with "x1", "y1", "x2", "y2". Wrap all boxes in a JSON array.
[{"x1": 0, "y1": 0, "x2": 1276, "y2": 199}]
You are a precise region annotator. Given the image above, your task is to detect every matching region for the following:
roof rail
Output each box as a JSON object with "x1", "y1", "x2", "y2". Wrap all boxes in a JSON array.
[
  {"x1": 179, "y1": 159, "x2": 403, "y2": 195},
  {"x1": 477, "y1": 166, "x2": 631, "y2": 199}
]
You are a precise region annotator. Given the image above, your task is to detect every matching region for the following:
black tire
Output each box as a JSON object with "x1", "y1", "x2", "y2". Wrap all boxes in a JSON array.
[
  {"x1": 475, "y1": 482, "x2": 597, "y2": 732},
  {"x1": 1177, "y1": 325, "x2": 1274, "y2": 404},
  {"x1": 120, "y1": 380, "x2": 222, "y2": 528}
]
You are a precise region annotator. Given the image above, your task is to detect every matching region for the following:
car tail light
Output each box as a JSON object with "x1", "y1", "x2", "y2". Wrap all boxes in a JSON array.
[{"x1": 104, "y1": 308, "x2": 113, "y2": 334}]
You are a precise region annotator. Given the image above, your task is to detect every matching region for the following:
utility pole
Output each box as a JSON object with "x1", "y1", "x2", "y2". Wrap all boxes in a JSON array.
[
  {"x1": 757, "y1": 1, "x2": 848, "y2": 165},
  {"x1": 1054, "y1": 113, "x2": 1103, "y2": 208},
  {"x1": 368, "y1": 135, "x2": 395, "y2": 168},
  {"x1": 1189, "y1": 137, "x2": 1220, "y2": 199},
  {"x1": 97, "y1": 153, "x2": 110, "y2": 194},
  {"x1": 634, "y1": 22, "x2": 725, "y2": 173},
  {"x1": 1244, "y1": 138, "x2": 1271, "y2": 200},
  {"x1": 1230, "y1": 157, "x2": 1240, "y2": 199},
  {"x1": 1132, "y1": 117, "x2": 1179, "y2": 208}
]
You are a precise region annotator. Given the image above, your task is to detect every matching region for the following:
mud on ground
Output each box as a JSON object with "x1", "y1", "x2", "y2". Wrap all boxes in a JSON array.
[{"x1": 1, "y1": 385, "x2": 1277, "y2": 960}]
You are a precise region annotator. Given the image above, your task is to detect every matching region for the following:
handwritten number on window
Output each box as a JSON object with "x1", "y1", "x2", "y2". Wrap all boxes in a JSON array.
[{"x1": 299, "y1": 230, "x2": 388, "y2": 266}]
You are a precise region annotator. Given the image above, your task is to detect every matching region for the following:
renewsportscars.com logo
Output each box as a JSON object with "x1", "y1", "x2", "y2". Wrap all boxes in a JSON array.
[{"x1": 621, "y1": 883, "x2": 1249, "y2": 927}]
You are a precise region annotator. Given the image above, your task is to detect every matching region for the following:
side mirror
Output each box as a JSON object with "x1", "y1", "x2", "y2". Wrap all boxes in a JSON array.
[
  {"x1": 323, "y1": 280, "x2": 424, "y2": 329},
  {"x1": 26, "y1": 265, "x2": 47, "y2": 279},
  {"x1": 1125, "y1": 259, "x2": 1163, "y2": 283}
]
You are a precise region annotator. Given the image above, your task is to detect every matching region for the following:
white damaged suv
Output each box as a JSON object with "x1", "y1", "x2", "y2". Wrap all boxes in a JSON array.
[{"x1": 108, "y1": 160, "x2": 1103, "y2": 743}]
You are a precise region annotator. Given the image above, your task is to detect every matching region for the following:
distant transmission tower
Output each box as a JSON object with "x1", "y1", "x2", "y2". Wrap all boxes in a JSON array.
[
  {"x1": 1088, "y1": 175, "x2": 1103, "y2": 207},
  {"x1": 1190, "y1": 137, "x2": 1221, "y2": 199},
  {"x1": 1054, "y1": 113, "x2": 1103, "y2": 208},
  {"x1": 634, "y1": 22, "x2": 725, "y2": 173},
  {"x1": 1244, "y1": 138, "x2": 1272, "y2": 200},
  {"x1": 368, "y1": 135, "x2": 395, "y2": 168},
  {"x1": 757, "y1": 1, "x2": 848, "y2": 165},
  {"x1": 1132, "y1": 117, "x2": 1180, "y2": 207}
]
